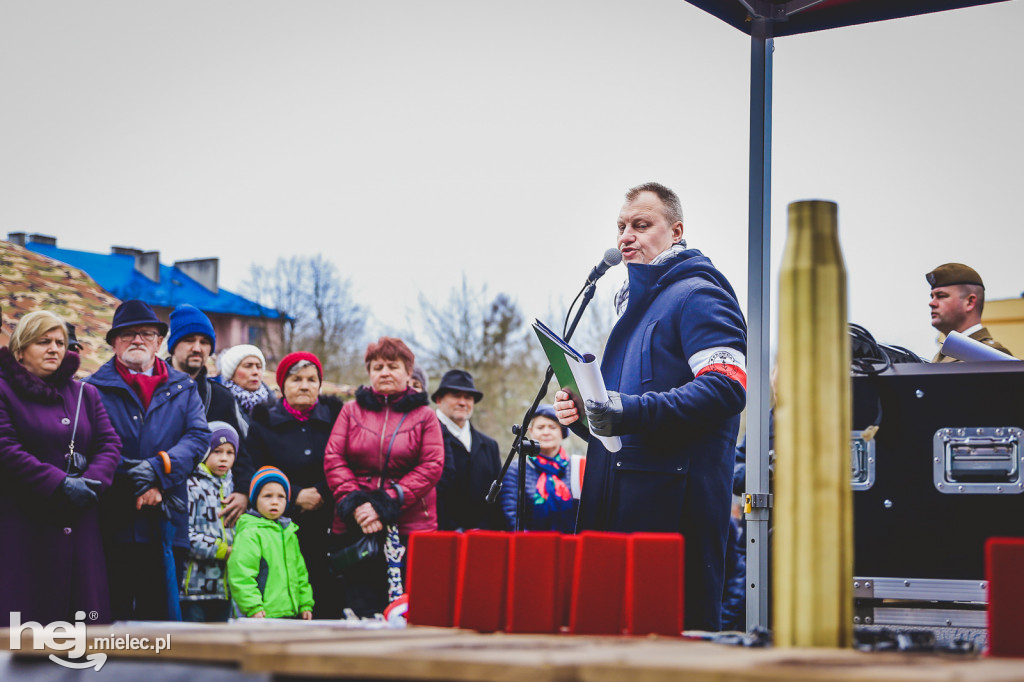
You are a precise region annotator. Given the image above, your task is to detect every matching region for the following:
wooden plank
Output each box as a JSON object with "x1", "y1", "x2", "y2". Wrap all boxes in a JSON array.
[
  {"x1": 6, "y1": 625, "x2": 1024, "y2": 682},
  {"x1": 0, "y1": 623, "x2": 465, "y2": 665},
  {"x1": 576, "y1": 641, "x2": 1024, "y2": 682},
  {"x1": 241, "y1": 632, "x2": 603, "y2": 681},
  {"x1": 245, "y1": 632, "x2": 1024, "y2": 682}
]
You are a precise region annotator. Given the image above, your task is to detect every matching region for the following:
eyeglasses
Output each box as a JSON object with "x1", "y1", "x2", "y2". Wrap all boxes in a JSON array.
[{"x1": 117, "y1": 329, "x2": 161, "y2": 342}]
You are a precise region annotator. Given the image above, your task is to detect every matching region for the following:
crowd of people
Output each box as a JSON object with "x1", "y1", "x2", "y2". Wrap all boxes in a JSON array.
[
  {"x1": 1, "y1": 183, "x2": 745, "y2": 636},
  {"x1": 0, "y1": 182, "x2": 755, "y2": 632},
  {"x1": 0, "y1": 297, "x2": 575, "y2": 625},
  {"x1": 6, "y1": 182, "x2": 1005, "y2": 634}
]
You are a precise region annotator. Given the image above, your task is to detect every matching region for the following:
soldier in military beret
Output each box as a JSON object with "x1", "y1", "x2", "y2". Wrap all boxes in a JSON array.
[{"x1": 927, "y1": 263, "x2": 1013, "y2": 362}]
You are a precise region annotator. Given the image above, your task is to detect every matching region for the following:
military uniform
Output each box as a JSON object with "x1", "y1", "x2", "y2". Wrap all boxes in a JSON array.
[
  {"x1": 932, "y1": 326, "x2": 1013, "y2": 363},
  {"x1": 926, "y1": 263, "x2": 1014, "y2": 363}
]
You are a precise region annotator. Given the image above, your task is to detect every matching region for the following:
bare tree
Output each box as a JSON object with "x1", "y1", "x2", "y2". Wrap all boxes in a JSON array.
[
  {"x1": 415, "y1": 274, "x2": 487, "y2": 372},
  {"x1": 243, "y1": 256, "x2": 307, "y2": 359},
  {"x1": 478, "y1": 292, "x2": 532, "y2": 427},
  {"x1": 558, "y1": 289, "x2": 619, "y2": 360},
  {"x1": 243, "y1": 255, "x2": 366, "y2": 385},
  {"x1": 411, "y1": 275, "x2": 541, "y2": 450}
]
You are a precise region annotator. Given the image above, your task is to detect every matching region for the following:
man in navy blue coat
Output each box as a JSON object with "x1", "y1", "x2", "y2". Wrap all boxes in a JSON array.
[
  {"x1": 555, "y1": 182, "x2": 747, "y2": 632},
  {"x1": 89, "y1": 300, "x2": 209, "y2": 620}
]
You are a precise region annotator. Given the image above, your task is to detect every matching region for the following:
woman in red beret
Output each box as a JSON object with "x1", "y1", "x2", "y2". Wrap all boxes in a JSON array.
[
  {"x1": 324, "y1": 337, "x2": 444, "y2": 618},
  {"x1": 242, "y1": 351, "x2": 344, "y2": 618}
]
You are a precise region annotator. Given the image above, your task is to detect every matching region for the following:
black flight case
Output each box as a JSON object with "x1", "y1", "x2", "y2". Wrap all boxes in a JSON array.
[{"x1": 852, "y1": 361, "x2": 1024, "y2": 643}]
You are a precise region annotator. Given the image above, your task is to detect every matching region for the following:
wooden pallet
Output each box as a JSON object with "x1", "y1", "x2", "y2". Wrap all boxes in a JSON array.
[{"x1": 3, "y1": 624, "x2": 1023, "y2": 681}]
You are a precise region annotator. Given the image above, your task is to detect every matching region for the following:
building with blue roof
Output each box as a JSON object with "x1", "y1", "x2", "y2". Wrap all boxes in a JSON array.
[{"x1": 9, "y1": 232, "x2": 285, "y2": 356}]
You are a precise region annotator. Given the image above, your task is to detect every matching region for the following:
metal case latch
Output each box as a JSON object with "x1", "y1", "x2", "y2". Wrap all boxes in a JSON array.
[
  {"x1": 933, "y1": 427, "x2": 1024, "y2": 495},
  {"x1": 851, "y1": 430, "x2": 876, "y2": 491}
]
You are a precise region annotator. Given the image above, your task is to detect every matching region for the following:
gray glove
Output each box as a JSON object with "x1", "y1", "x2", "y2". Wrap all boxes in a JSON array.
[
  {"x1": 61, "y1": 477, "x2": 102, "y2": 509},
  {"x1": 126, "y1": 460, "x2": 159, "y2": 497},
  {"x1": 584, "y1": 391, "x2": 624, "y2": 437}
]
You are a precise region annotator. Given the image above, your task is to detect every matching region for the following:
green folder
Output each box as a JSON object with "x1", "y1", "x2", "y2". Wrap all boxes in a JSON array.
[{"x1": 532, "y1": 319, "x2": 589, "y2": 429}]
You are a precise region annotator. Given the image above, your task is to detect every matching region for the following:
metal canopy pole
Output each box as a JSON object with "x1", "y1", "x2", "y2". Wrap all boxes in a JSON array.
[{"x1": 745, "y1": 14, "x2": 773, "y2": 634}]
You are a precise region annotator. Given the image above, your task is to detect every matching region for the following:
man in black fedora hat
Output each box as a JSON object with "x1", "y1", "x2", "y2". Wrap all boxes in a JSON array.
[
  {"x1": 432, "y1": 369, "x2": 503, "y2": 531},
  {"x1": 87, "y1": 299, "x2": 208, "y2": 620}
]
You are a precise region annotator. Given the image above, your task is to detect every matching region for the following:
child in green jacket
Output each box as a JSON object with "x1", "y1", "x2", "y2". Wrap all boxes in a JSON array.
[{"x1": 227, "y1": 466, "x2": 314, "y2": 619}]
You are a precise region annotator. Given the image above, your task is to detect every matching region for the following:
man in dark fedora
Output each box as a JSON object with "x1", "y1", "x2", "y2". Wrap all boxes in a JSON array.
[
  {"x1": 432, "y1": 369, "x2": 503, "y2": 531},
  {"x1": 87, "y1": 299, "x2": 208, "y2": 620},
  {"x1": 927, "y1": 263, "x2": 1014, "y2": 362}
]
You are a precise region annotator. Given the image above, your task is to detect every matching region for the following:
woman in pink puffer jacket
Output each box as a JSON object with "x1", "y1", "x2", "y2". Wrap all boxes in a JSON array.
[{"x1": 324, "y1": 336, "x2": 444, "y2": 616}]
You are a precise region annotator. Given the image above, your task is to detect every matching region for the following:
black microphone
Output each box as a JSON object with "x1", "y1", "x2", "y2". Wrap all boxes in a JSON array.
[{"x1": 586, "y1": 248, "x2": 623, "y2": 284}]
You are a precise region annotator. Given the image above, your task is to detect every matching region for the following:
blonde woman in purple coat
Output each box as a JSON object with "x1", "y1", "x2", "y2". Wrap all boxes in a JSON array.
[{"x1": 0, "y1": 311, "x2": 122, "y2": 624}]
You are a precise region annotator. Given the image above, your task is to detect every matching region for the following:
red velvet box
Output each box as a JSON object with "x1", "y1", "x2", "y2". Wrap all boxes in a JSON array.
[
  {"x1": 569, "y1": 532, "x2": 628, "y2": 635},
  {"x1": 453, "y1": 531, "x2": 510, "y2": 633},
  {"x1": 406, "y1": 531, "x2": 460, "y2": 627},
  {"x1": 558, "y1": 535, "x2": 580, "y2": 630},
  {"x1": 625, "y1": 533, "x2": 684, "y2": 636},
  {"x1": 506, "y1": 532, "x2": 561, "y2": 633},
  {"x1": 986, "y1": 536, "x2": 1024, "y2": 657}
]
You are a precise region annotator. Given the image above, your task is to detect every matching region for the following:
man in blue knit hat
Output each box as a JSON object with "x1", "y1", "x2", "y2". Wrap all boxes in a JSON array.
[{"x1": 166, "y1": 304, "x2": 253, "y2": 525}]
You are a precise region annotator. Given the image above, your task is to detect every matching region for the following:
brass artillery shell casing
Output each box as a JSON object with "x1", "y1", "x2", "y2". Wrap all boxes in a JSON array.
[{"x1": 773, "y1": 200, "x2": 853, "y2": 648}]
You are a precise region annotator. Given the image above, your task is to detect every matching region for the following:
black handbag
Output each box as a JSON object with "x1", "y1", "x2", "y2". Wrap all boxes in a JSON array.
[
  {"x1": 327, "y1": 412, "x2": 409, "y2": 577},
  {"x1": 65, "y1": 382, "x2": 88, "y2": 476},
  {"x1": 328, "y1": 533, "x2": 380, "y2": 576}
]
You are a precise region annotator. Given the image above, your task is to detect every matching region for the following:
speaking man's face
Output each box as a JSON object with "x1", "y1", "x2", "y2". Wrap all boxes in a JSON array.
[{"x1": 616, "y1": 191, "x2": 683, "y2": 265}]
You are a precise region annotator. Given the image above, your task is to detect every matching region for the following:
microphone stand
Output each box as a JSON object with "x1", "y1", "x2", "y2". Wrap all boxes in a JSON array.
[{"x1": 486, "y1": 277, "x2": 600, "y2": 531}]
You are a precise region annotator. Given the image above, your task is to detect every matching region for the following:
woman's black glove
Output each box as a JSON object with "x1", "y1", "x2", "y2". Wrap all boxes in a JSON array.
[
  {"x1": 336, "y1": 489, "x2": 401, "y2": 529},
  {"x1": 126, "y1": 460, "x2": 158, "y2": 497},
  {"x1": 61, "y1": 476, "x2": 102, "y2": 509}
]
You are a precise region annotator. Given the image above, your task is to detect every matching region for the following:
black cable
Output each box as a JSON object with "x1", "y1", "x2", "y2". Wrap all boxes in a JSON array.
[
  {"x1": 880, "y1": 344, "x2": 926, "y2": 364},
  {"x1": 849, "y1": 323, "x2": 891, "y2": 376},
  {"x1": 563, "y1": 283, "x2": 587, "y2": 337}
]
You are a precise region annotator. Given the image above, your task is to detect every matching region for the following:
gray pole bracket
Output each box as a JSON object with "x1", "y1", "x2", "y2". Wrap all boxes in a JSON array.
[{"x1": 744, "y1": 493, "x2": 774, "y2": 511}]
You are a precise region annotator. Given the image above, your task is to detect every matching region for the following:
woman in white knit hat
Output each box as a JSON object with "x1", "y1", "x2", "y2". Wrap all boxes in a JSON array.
[{"x1": 217, "y1": 344, "x2": 271, "y2": 427}]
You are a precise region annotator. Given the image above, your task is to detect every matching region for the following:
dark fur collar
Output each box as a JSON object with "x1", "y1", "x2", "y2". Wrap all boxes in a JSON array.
[
  {"x1": 251, "y1": 393, "x2": 345, "y2": 427},
  {"x1": 0, "y1": 346, "x2": 81, "y2": 403},
  {"x1": 354, "y1": 385, "x2": 428, "y2": 413}
]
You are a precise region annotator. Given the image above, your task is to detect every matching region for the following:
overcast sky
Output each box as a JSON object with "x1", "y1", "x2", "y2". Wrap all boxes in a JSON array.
[{"x1": 2, "y1": 0, "x2": 1021, "y2": 360}]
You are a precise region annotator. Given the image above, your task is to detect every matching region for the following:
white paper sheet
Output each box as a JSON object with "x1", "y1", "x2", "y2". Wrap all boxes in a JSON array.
[
  {"x1": 566, "y1": 353, "x2": 622, "y2": 453},
  {"x1": 941, "y1": 330, "x2": 1019, "y2": 363}
]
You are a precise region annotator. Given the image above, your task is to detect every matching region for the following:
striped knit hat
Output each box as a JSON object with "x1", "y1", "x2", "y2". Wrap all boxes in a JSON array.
[{"x1": 249, "y1": 466, "x2": 291, "y2": 507}]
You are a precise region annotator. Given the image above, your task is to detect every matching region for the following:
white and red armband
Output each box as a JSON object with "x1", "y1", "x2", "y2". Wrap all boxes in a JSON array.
[{"x1": 688, "y1": 347, "x2": 747, "y2": 389}]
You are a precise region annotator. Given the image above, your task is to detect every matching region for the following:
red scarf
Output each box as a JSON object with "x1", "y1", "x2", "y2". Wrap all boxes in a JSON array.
[{"x1": 115, "y1": 357, "x2": 169, "y2": 410}]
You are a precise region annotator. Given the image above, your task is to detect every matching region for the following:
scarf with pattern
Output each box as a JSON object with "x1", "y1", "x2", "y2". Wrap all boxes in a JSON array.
[
  {"x1": 223, "y1": 378, "x2": 270, "y2": 414},
  {"x1": 531, "y1": 447, "x2": 573, "y2": 519},
  {"x1": 613, "y1": 240, "x2": 688, "y2": 316}
]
